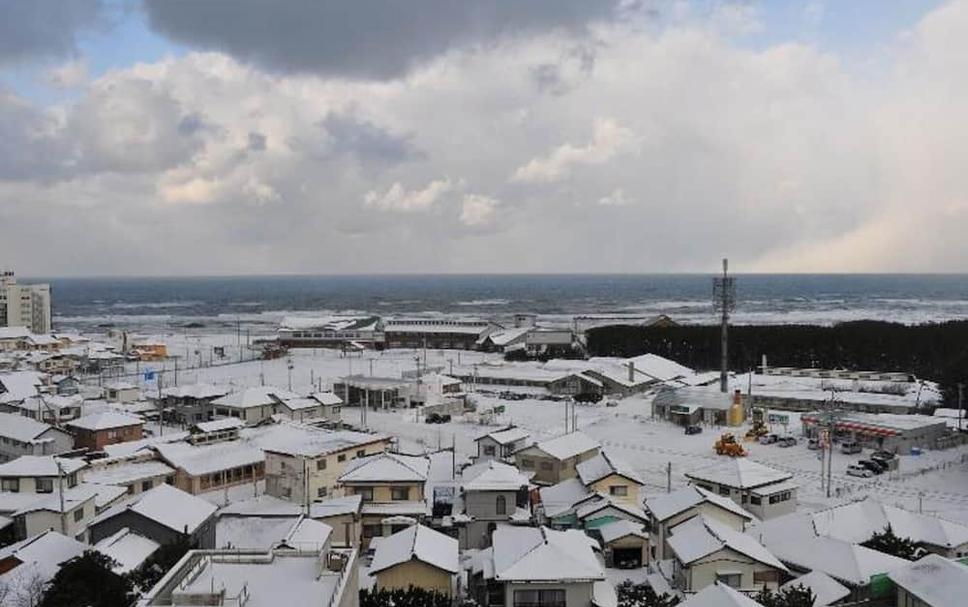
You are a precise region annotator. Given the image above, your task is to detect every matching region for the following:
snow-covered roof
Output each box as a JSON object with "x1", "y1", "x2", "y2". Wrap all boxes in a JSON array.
[
  {"x1": 370, "y1": 524, "x2": 459, "y2": 575},
  {"x1": 576, "y1": 497, "x2": 648, "y2": 523},
  {"x1": 82, "y1": 460, "x2": 174, "y2": 486},
  {"x1": 462, "y1": 461, "x2": 530, "y2": 492},
  {"x1": 310, "y1": 391, "x2": 343, "y2": 406},
  {"x1": 576, "y1": 450, "x2": 643, "y2": 486},
  {"x1": 361, "y1": 501, "x2": 428, "y2": 517},
  {"x1": 154, "y1": 438, "x2": 264, "y2": 476},
  {"x1": 539, "y1": 478, "x2": 591, "y2": 518},
  {"x1": 625, "y1": 353, "x2": 695, "y2": 382},
  {"x1": 0, "y1": 327, "x2": 32, "y2": 340},
  {"x1": 764, "y1": 535, "x2": 907, "y2": 586},
  {"x1": 339, "y1": 453, "x2": 429, "y2": 483},
  {"x1": 94, "y1": 528, "x2": 160, "y2": 574},
  {"x1": 0, "y1": 455, "x2": 86, "y2": 477},
  {"x1": 281, "y1": 315, "x2": 380, "y2": 331},
  {"x1": 12, "y1": 482, "x2": 104, "y2": 516},
  {"x1": 94, "y1": 484, "x2": 216, "y2": 535},
  {"x1": 160, "y1": 383, "x2": 231, "y2": 400},
  {"x1": 492, "y1": 526, "x2": 604, "y2": 582},
  {"x1": 261, "y1": 424, "x2": 388, "y2": 458},
  {"x1": 888, "y1": 554, "x2": 968, "y2": 607},
  {"x1": 193, "y1": 418, "x2": 245, "y2": 433},
  {"x1": 679, "y1": 582, "x2": 765, "y2": 607},
  {"x1": 67, "y1": 410, "x2": 143, "y2": 431},
  {"x1": 749, "y1": 480, "x2": 800, "y2": 497},
  {"x1": 0, "y1": 530, "x2": 86, "y2": 591},
  {"x1": 532, "y1": 431, "x2": 600, "y2": 461},
  {"x1": 480, "y1": 327, "x2": 531, "y2": 346},
  {"x1": 645, "y1": 486, "x2": 754, "y2": 523},
  {"x1": 810, "y1": 499, "x2": 968, "y2": 550},
  {"x1": 669, "y1": 516, "x2": 786, "y2": 571},
  {"x1": 0, "y1": 412, "x2": 63, "y2": 442},
  {"x1": 0, "y1": 370, "x2": 44, "y2": 401},
  {"x1": 780, "y1": 571, "x2": 850, "y2": 607},
  {"x1": 217, "y1": 516, "x2": 303, "y2": 550},
  {"x1": 210, "y1": 386, "x2": 299, "y2": 409},
  {"x1": 598, "y1": 519, "x2": 648, "y2": 544},
  {"x1": 685, "y1": 459, "x2": 792, "y2": 490},
  {"x1": 476, "y1": 426, "x2": 530, "y2": 445},
  {"x1": 310, "y1": 494, "x2": 363, "y2": 518}
]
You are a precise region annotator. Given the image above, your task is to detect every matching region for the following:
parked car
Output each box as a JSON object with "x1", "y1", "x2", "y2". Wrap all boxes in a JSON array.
[
  {"x1": 759, "y1": 434, "x2": 779, "y2": 445},
  {"x1": 871, "y1": 450, "x2": 896, "y2": 462},
  {"x1": 846, "y1": 464, "x2": 874, "y2": 478},
  {"x1": 807, "y1": 438, "x2": 821, "y2": 450},
  {"x1": 605, "y1": 400, "x2": 619, "y2": 407},
  {"x1": 840, "y1": 440, "x2": 862, "y2": 455},
  {"x1": 425, "y1": 413, "x2": 451, "y2": 424},
  {"x1": 573, "y1": 392, "x2": 603, "y2": 404},
  {"x1": 858, "y1": 460, "x2": 886, "y2": 475},
  {"x1": 685, "y1": 425, "x2": 702, "y2": 435},
  {"x1": 778, "y1": 436, "x2": 797, "y2": 447}
]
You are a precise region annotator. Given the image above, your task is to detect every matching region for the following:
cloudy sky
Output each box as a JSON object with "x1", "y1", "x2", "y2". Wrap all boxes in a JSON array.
[{"x1": 0, "y1": 0, "x2": 964, "y2": 276}]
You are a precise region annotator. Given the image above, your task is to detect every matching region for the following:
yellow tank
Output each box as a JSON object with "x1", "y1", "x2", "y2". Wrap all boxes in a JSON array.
[{"x1": 728, "y1": 389, "x2": 745, "y2": 427}]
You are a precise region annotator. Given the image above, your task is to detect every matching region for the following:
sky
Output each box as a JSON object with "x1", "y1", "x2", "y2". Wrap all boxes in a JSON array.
[{"x1": 0, "y1": 0, "x2": 965, "y2": 276}]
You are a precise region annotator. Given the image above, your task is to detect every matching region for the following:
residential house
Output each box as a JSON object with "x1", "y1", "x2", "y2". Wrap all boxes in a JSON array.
[
  {"x1": 778, "y1": 571, "x2": 850, "y2": 607},
  {"x1": 275, "y1": 391, "x2": 343, "y2": 423},
  {"x1": 597, "y1": 519, "x2": 649, "y2": 569},
  {"x1": 574, "y1": 496, "x2": 649, "y2": 530},
  {"x1": 0, "y1": 456, "x2": 85, "y2": 497},
  {"x1": 93, "y1": 527, "x2": 161, "y2": 574},
  {"x1": 458, "y1": 460, "x2": 531, "y2": 549},
  {"x1": 667, "y1": 516, "x2": 787, "y2": 594},
  {"x1": 154, "y1": 383, "x2": 231, "y2": 425},
  {"x1": 153, "y1": 436, "x2": 265, "y2": 495},
  {"x1": 677, "y1": 582, "x2": 765, "y2": 607},
  {"x1": 338, "y1": 452, "x2": 430, "y2": 546},
  {"x1": 370, "y1": 524, "x2": 459, "y2": 595},
  {"x1": 888, "y1": 553, "x2": 968, "y2": 607},
  {"x1": 12, "y1": 483, "x2": 113, "y2": 542},
  {"x1": 0, "y1": 530, "x2": 87, "y2": 606},
  {"x1": 475, "y1": 426, "x2": 531, "y2": 462},
  {"x1": 262, "y1": 425, "x2": 390, "y2": 503},
  {"x1": 81, "y1": 455, "x2": 175, "y2": 497},
  {"x1": 187, "y1": 418, "x2": 245, "y2": 445},
  {"x1": 575, "y1": 450, "x2": 644, "y2": 506},
  {"x1": 470, "y1": 526, "x2": 608, "y2": 607},
  {"x1": 537, "y1": 478, "x2": 592, "y2": 527},
  {"x1": 513, "y1": 431, "x2": 601, "y2": 485},
  {"x1": 217, "y1": 493, "x2": 363, "y2": 548},
  {"x1": 644, "y1": 486, "x2": 755, "y2": 562},
  {"x1": 685, "y1": 459, "x2": 797, "y2": 519},
  {"x1": 88, "y1": 484, "x2": 217, "y2": 549},
  {"x1": 0, "y1": 413, "x2": 73, "y2": 462},
  {"x1": 6, "y1": 394, "x2": 83, "y2": 424},
  {"x1": 66, "y1": 411, "x2": 144, "y2": 451},
  {"x1": 103, "y1": 381, "x2": 140, "y2": 403},
  {"x1": 209, "y1": 386, "x2": 299, "y2": 425}
]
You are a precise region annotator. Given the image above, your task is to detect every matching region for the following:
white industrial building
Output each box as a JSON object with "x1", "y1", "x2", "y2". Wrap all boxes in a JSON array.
[{"x1": 0, "y1": 270, "x2": 52, "y2": 334}]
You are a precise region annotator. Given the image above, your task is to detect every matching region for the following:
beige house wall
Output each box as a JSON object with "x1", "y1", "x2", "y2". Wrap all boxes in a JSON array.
[
  {"x1": 589, "y1": 474, "x2": 643, "y2": 506},
  {"x1": 375, "y1": 559, "x2": 453, "y2": 595}
]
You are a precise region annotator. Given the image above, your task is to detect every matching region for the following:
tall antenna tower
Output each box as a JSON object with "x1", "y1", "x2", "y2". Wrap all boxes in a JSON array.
[{"x1": 712, "y1": 258, "x2": 736, "y2": 393}]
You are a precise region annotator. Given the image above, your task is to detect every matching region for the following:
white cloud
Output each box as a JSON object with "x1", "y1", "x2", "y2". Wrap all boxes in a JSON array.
[
  {"x1": 460, "y1": 194, "x2": 499, "y2": 227},
  {"x1": 597, "y1": 188, "x2": 630, "y2": 206},
  {"x1": 511, "y1": 117, "x2": 638, "y2": 183},
  {"x1": 45, "y1": 58, "x2": 89, "y2": 88},
  {"x1": 364, "y1": 178, "x2": 454, "y2": 212}
]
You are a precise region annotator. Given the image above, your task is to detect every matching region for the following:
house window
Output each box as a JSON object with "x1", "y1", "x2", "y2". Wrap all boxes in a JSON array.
[
  {"x1": 358, "y1": 487, "x2": 374, "y2": 502},
  {"x1": 73, "y1": 507, "x2": 85, "y2": 522},
  {"x1": 718, "y1": 486, "x2": 730, "y2": 496},
  {"x1": 141, "y1": 480, "x2": 153, "y2": 492},
  {"x1": 36, "y1": 478, "x2": 54, "y2": 493},
  {"x1": 317, "y1": 458, "x2": 327, "y2": 471},
  {"x1": 716, "y1": 573, "x2": 742, "y2": 588},
  {"x1": 356, "y1": 450, "x2": 365, "y2": 458},
  {"x1": 317, "y1": 487, "x2": 328, "y2": 498},
  {"x1": 1, "y1": 478, "x2": 19, "y2": 493},
  {"x1": 750, "y1": 495, "x2": 762, "y2": 506},
  {"x1": 609, "y1": 485, "x2": 628, "y2": 497},
  {"x1": 483, "y1": 445, "x2": 496, "y2": 456},
  {"x1": 362, "y1": 524, "x2": 380, "y2": 539},
  {"x1": 520, "y1": 458, "x2": 534, "y2": 469},
  {"x1": 769, "y1": 491, "x2": 792, "y2": 505},
  {"x1": 513, "y1": 589, "x2": 566, "y2": 607},
  {"x1": 391, "y1": 487, "x2": 410, "y2": 501},
  {"x1": 338, "y1": 454, "x2": 347, "y2": 463},
  {"x1": 496, "y1": 495, "x2": 507, "y2": 515}
]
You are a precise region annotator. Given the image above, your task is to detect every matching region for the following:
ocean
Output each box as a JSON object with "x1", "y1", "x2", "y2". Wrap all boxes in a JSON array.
[{"x1": 37, "y1": 274, "x2": 968, "y2": 335}]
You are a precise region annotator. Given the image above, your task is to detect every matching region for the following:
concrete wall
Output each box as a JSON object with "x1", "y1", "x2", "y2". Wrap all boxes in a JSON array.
[{"x1": 375, "y1": 560, "x2": 453, "y2": 595}]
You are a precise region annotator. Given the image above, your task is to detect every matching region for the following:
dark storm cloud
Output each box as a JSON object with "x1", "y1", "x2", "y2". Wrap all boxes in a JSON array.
[
  {"x1": 143, "y1": 0, "x2": 621, "y2": 79},
  {"x1": 0, "y1": 0, "x2": 104, "y2": 65}
]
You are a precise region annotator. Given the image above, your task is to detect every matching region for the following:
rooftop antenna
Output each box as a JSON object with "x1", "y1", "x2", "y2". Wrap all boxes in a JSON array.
[{"x1": 712, "y1": 258, "x2": 736, "y2": 393}]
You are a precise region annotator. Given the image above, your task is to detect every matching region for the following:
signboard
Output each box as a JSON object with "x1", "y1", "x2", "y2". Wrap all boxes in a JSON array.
[
  {"x1": 492, "y1": 405, "x2": 506, "y2": 414},
  {"x1": 671, "y1": 405, "x2": 692, "y2": 414},
  {"x1": 768, "y1": 412, "x2": 790, "y2": 425}
]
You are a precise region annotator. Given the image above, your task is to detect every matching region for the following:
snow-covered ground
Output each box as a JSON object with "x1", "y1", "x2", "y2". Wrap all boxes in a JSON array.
[{"x1": 104, "y1": 338, "x2": 968, "y2": 525}]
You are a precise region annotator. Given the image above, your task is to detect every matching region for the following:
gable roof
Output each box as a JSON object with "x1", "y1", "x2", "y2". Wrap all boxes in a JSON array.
[
  {"x1": 93, "y1": 528, "x2": 160, "y2": 574},
  {"x1": 67, "y1": 410, "x2": 143, "y2": 431},
  {"x1": 462, "y1": 461, "x2": 530, "y2": 492},
  {"x1": 685, "y1": 459, "x2": 792, "y2": 489},
  {"x1": 533, "y1": 431, "x2": 600, "y2": 461},
  {"x1": 645, "y1": 486, "x2": 755, "y2": 523},
  {"x1": 210, "y1": 386, "x2": 299, "y2": 409},
  {"x1": 369, "y1": 524, "x2": 459, "y2": 575},
  {"x1": 576, "y1": 496, "x2": 649, "y2": 523},
  {"x1": 539, "y1": 478, "x2": 592, "y2": 518},
  {"x1": 0, "y1": 530, "x2": 87, "y2": 589},
  {"x1": 476, "y1": 426, "x2": 530, "y2": 445},
  {"x1": 94, "y1": 484, "x2": 215, "y2": 535},
  {"x1": 765, "y1": 535, "x2": 907, "y2": 586},
  {"x1": 811, "y1": 498, "x2": 968, "y2": 550},
  {"x1": 339, "y1": 453, "x2": 430, "y2": 483},
  {"x1": 0, "y1": 456, "x2": 85, "y2": 478},
  {"x1": 310, "y1": 391, "x2": 343, "y2": 406},
  {"x1": 577, "y1": 450, "x2": 643, "y2": 486},
  {"x1": 492, "y1": 526, "x2": 604, "y2": 582},
  {"x1": 888, "y1": 554, "x2": 968, "y2": 607},
  {"x1": 668, "y1": 516, "x2": 786, "y2": 571},
  {"x1": 260, "y1": 424, "x2": 388, "y2": 458},
  {"x1": 780, "y1": 571, "x2": 850, "y2": 607},
  {"x1": 0, "y1": 412, "x2": 66, "y2": 442},
  {"x1": 598, "y1": 519, "x2": 648, "y2": 544},
  {"x1": 679, "y1": 582, "x2": 765, "y2": 607}
]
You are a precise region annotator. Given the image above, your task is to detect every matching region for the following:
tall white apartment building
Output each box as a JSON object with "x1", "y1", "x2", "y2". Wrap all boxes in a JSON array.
[{"x1": 0, "y1": 270, "x2": 52, "y2": 333}]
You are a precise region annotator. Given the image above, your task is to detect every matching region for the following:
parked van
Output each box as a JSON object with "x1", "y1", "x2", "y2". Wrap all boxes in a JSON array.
[{"x1": 841, "y1": 440, "x2": 862, "y2": 455}]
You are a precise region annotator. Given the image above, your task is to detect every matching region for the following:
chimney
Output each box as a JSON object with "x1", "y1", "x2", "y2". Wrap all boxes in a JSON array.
[{"x1": 628, "y1": 361, "x2": 635, "y2": 382}]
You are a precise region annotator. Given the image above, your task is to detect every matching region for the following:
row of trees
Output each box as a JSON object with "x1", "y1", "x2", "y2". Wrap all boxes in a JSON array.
[
  {"x1": 615, "y1": 580, "x2": 816, "y2": 607},
  {"x1": 587, "y1": 320, "x2": 968, "y2": 405}
]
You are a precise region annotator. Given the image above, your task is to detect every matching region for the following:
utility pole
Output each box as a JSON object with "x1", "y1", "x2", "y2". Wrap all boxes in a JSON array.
[
  {"x1": 959, "y1": 383, "x2": 964, "y2": 433},
  {"x1": 56, "y1": 460, "x2": 67, "y2": 535},
  {"x1": 666, "y1": 462, "x2": 672, "y2": 493},
  {"x1": 712, "y1": 258, "x2": 736, "y2": 393}
]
